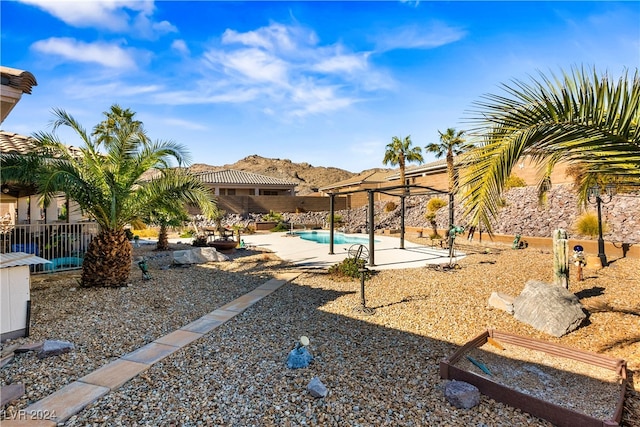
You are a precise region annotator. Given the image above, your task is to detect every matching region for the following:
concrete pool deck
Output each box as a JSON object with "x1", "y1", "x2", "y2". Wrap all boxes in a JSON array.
[{"x1": 242, "y1": 231, "x2": 466, "y2": 270}]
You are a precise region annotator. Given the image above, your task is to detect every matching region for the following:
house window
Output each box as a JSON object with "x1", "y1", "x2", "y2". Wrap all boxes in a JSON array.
[
  {"x1": 261, "y1": 190, "x2": 279, "y2": 196},
  {"x1": 227, "y1": 189, "x2": 236, "y2": 195}
]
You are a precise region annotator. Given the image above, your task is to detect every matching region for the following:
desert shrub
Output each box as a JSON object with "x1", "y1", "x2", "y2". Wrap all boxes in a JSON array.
[
  {"x1": 574, "y1": 212, "x2": 608, "y2": 237},
  {"x1": 132, "y1": 228, "x2": 158, "y2": 238},
  {"x1": 326, "y1": 213, "x2": 343, "y2": 223},
  {"x1": 192, "y1": 234, "x2": 208, "y2": 247},
  {"x1": 262, "y1": 210, "x2": 283, "y2": 222},
  {"x1": 180, "y1": 228, "x2": 195, "y2": 238},
  {"x1": 328, "y1": 257, "x2": 371, "y2": 280},
  {"x1": 384, "y1": 201, "x2": 397, "y2": 212},
  {"x1": 426, "y1": 197, "x2": 447, "y2": 212},
  {"x1": 425, "y1": 197, "x2": 447, "y2": 237},
  {"x1": 505, "y1": 174, "x2": 527, "y2": 189},
  {"x1": 244, "y1": 225, "x2": 256, "y2": 234},
  {"x1": 270, "y1": 222, "x2": 290, "y2": 232}
]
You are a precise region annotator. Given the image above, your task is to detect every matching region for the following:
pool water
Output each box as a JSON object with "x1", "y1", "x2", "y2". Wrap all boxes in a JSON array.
[{"x1": 294, "y1": 230, "x2": 375, "y2": 245}]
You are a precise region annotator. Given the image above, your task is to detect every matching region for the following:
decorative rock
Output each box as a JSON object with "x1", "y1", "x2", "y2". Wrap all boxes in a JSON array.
[
  {"x1": 513, "y1": 280, "x2": 586, "y2": 337},
  {"x1": 444, "y1": 380, "x2": 481, "y2": 409},
  {"x1": 37, "y1": 340, "x2": 75, "y2": 359},
  {"x1": 307, "y1": 377, "x2": 328, "y2": 398},
  {"x1": 0, "y1": 383, "x2": 25, "y2": 407},
  {"x1": 488, "y1": 291, "x2": 515, "y2": 314},
  {"x1": 286, "y1": 346, "x2": 313, "y2": 369}
]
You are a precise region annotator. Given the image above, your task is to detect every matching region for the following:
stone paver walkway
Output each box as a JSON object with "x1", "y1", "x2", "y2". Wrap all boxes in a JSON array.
[{"x1": 1, "y1": 272, "x2": 299, "y2": 425}]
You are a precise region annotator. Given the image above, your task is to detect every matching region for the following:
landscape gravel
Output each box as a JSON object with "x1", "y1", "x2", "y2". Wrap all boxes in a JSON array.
[{"x1": 1, "y1": 236, "x2": 639, "y2": 426}]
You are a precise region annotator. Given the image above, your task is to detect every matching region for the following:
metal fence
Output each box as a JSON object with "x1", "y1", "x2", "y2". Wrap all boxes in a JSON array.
[{"x1": 0, "y1": 222, "x2": 100, "y2": 274}]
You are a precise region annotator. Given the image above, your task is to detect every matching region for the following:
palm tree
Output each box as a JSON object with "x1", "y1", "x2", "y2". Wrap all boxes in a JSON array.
[
  {"x1": 1, "y1": 105, "x2": 217, "y2": 287},
  {"x1": 383, "y1": 135, "x2": 424, "y2": 189},
  {"x1": 425, "y1": 128, "x2": 472, "y2": 193},
  {"x1": 460, "y1": 66, "x2": 640, "y2": 233},
  {"x1": 138, "y1": 169, "x2": 206, "y2": 251}
]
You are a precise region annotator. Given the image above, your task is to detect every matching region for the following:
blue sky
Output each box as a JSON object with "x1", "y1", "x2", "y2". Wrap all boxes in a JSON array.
[{"x1": 1, "y1": 1, "x2": 639, "y2": 173}]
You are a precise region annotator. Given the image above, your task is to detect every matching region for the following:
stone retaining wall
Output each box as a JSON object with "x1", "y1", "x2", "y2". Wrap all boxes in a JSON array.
[{"x1": 202, "y1": 185, "x2": 638, "y2": 245}]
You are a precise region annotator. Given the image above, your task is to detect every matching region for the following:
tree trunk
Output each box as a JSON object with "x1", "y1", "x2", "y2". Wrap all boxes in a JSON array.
[
  {"x1": 156, "y1": 224, "x2": 169, "y2": 251},
  {"x1": 81, "y1": 229, "x2": 132, "y2": 287}
]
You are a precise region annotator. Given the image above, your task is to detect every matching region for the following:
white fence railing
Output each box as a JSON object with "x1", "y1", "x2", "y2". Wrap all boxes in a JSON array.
[{"x1": 0, "y1": 222, "x2": 100, "y2": 273}]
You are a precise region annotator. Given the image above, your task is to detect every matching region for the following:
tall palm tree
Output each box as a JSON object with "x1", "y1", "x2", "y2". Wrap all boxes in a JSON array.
[
  {"x1": 383, "y1": 135, "x2": 424, "y2": 189},
  {"x1": 425, "y1": 128, "x2": 472, "y2": 192},
  {"x1": 460, "y1": 66, "x2": 640, "y2": 233},
  {"x1": 1, "y1": 105, "x2": 217, "y2": 287},
  {"x1": 138, "y1": 168, "x2": 206, "y2": 251}
]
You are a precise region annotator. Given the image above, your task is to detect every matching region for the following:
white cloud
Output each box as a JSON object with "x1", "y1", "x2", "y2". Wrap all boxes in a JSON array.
[
  {"x1": 31, "y1": 37, "x2": 139, "y2": 69},
  {"x1": 163, "y1": 118, "x2": 208, "y2": 131},
  {"x1": 18, "y1": 0, "x2": 175, "y2": 39},
  {"x1": 171, "y1": 39, "x2": 190, "y2": 55},
  {"x1": 224, "y1": 48, "x2": 289, "y2": 84},
  {"x1": 375, "y1": 22, "x2": 466, "y2": 51},
  {"x1": 65, "y1": 81, "x2": 161, "y2": 99},
  {"x1": 193, "y1": 22, "x2": 391, "y2": 118},
  {"x1": 312, "y1": 53, "x2": 369, "y2": 74}
]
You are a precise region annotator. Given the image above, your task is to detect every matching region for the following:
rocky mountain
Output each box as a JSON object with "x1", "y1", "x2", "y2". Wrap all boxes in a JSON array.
[{"x1": 188, "y1": 154, "x2": 391, "y2": 195}]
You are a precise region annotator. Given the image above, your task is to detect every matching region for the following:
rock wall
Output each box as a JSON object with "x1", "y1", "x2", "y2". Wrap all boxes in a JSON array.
[{"x1": 206, "y1": 185, "x2": 639, "y2": 244}]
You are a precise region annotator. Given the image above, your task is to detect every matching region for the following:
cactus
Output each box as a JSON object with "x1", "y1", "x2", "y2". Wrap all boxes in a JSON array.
[{"x1": 553, "y1": 229, "x2": 569, "y2": 288}]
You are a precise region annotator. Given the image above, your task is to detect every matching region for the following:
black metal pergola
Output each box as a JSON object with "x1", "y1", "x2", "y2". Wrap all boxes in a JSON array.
[{"x1": 327, "y1": 184, "x2": 453, "y2": 266}]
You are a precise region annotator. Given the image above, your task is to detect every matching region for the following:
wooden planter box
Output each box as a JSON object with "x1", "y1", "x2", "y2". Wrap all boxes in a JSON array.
[
  {"x1": 255, "y1": 221, "x2": 278, "y2": 231},
  {"x1": 440, "y1": 329, "x2": 627, "y2": 427}
]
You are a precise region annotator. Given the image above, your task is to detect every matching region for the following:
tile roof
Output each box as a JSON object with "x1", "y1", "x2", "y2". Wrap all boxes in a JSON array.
[
  {"x1": 195, "y1": 169, "x2": 298, "y2": 186},
  {"x1": 0, "y1": 131, "x2": 82, "y2": 157},
  {"x1": 0, "y1": 131, "x2": 38, "y2": 155},
  {"x1": 1, "y1": 66, "x2": 38, "y2": 95},
  {"x1": 319, "y1": 170, "x2": 393, "y2": 191},
  {"x1": 386, "y1": 158, "x2": 449, "y2": 180}
]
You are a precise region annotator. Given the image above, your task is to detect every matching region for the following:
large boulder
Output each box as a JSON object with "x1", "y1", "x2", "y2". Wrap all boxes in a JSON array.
[
  {"x1": 444, "y1": 380, "x2": 480, "y2": 409},
  {"x1": 173, "y1": 247, "x2": 229, "y2": 265},
  {"x1": 513, "y1": 280, "x2": 586, "y2": 337}
]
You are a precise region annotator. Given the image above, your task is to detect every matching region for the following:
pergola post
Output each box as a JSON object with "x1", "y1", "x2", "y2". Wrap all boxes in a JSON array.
[
  {"x1": 400, "y1": 195, "x2": 405, "y2": 249},
  {"x1": 368, "y1": 190, "x2": 375, "y2": 266},
  {"x1": 329, "y1": 193, "x2": 335, "y2": 255},
  {"x1": 448, "y1": 192, "x2": 455, "y2": 258}
]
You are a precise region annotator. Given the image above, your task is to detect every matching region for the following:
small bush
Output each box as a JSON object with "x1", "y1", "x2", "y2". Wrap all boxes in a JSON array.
[
  {"x1": 244, "y1": 225, "x2": 256, "y2": 234},
  {"x1": 262, "y1": 210, "x2": 284, "y2": 222},
  {"x1": 124, "y1": 229, "x2": 134, "y2": 240},
  {"x1": 384, "y1": 201, "x2": 397, "y2": 212},
  {"x1": 192, "y1": 234, "x2": 208, "y2": 247},
  {"x1": 180, "y1": 229, "x2": 195, "y2": 238},
  {"x1": 270, "y1": 222, "x2": 290, "y2": 232},
  {"x1": 505, "y1": 174, "x2": 527, "y2": 189},
  {"x1": 574, "y1": 212, "x2": 608, "y2": 237},
  {"x1": 328, "y1": 257, "x2": 371, "y2": 280},
  {"x1": 326, "y1": 213, "x2": 343, "y2": 223},
  {"x1": 426, "y1": 197, "x2": 447, "y2": 212}
]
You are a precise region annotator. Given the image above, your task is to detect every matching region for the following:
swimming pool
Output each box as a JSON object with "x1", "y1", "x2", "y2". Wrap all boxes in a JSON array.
[{"x1": 294, "y1": 230, "x2": 377, "y2": 245}]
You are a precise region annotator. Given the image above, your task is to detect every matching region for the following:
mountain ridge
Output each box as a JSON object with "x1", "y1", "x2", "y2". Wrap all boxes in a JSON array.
[{"x1": 188, "y1": 154, "x2": 392, "y2": 195}]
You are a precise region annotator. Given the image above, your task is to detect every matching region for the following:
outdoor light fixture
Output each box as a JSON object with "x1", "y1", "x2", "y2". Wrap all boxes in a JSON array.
[
  {"x1": 587, "y1": 184, "x2": 616, "y2": 267},
  {"x1": 1, "y1": 184, "x2": 10, "y2": 194}
]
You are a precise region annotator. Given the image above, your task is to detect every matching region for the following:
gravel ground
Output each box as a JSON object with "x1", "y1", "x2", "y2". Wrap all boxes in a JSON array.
[{"x1": 1, "y1": 236, "x2": 639, "y2": 426}]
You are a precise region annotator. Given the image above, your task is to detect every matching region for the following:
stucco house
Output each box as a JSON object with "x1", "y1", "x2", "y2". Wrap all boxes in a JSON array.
[{"x1": 195, "y1": 169, "x2": 297, "y2": 196}]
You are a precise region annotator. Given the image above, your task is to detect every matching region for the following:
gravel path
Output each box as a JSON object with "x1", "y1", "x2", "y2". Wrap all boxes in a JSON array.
[{"x1": 1, "y1": 237, "x2": 639, "y2": 426}]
